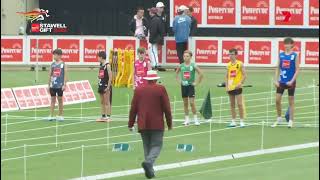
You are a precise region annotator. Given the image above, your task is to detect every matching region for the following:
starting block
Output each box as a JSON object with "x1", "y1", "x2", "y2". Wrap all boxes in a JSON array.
[
  {"x1": 176, "y1": 144, "x2": 194, "y2": 152},
  {"x1": 112, "y1": 143, "x2": 130, "y2": 152}
]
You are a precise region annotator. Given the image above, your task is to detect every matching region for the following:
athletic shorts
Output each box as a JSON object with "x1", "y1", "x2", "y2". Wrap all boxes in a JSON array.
[
  {"x1": 181, "y1": 85, "x2": 195, "y2": 98},
  {"x1": 228, "y1": 88, "x2": 243, "y2": 96},
  {"x1": 98, "y1": 86, "x2": 112, "y2": 104},
  {"x1": 50, "y1": 88, "x2": 63, "y2": 97},
  {"x1": 276, "y1": 82, "x2": 296, "y2": 96}
]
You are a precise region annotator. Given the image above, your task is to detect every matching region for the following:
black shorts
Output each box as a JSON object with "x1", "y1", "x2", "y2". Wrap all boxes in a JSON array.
[
  {"x1": 50, "y1": 88, "x2": 63, "y2": 97},
  {"x1": 276, "y1": 83, "x2": 296, "y2": 96},
  {"x1": 181, "y1": 85, "x2": 195, "y2": 98},
  {"x1": 98, "y1": 86, "x2": 112, "y2": 104},
  {"x1": 228, "y1": 88, "x2": 243, "y2": 96}
]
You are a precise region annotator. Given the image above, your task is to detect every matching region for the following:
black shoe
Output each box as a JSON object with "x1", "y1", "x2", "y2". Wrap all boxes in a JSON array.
[
  {"x1": 157, "y1": 66, "x2": 166, "y2": 71},
  {"x1": 141, "y1": 162, "x2": 155, "y2": 179}
]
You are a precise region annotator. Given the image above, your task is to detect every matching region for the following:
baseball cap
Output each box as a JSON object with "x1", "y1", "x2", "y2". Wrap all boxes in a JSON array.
[
  {"x1": 52, "y1": 48, "x2": 62, "y2": 55},
  {"x1": 156, "y1": 2, "x2": 165, "y2": 8},
  {"x1": 148, "y1": 7, "x2": 158, "y2": 14},
  {"x1": 178, "y1": 5, "x2": 189, "y2": 11}
]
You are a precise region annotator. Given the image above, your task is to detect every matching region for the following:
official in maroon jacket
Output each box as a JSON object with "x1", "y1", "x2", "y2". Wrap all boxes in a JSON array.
[{"x1": 128, "y1": 70, "x2": 172, "y2": 179}]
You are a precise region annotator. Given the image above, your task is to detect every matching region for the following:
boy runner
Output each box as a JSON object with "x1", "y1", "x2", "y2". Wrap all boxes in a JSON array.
[
  {"x1": 226, "y1": 48, "x2": 247, "y2": 128},
  {"x1": 272, "y1": 37, "x2": 300, "y2": 128},
  {"x1": 176, "y1": 50, "x2": 203, "y2": 126},
  {"x1": 134, "y1": 47, "x2": 151, "y2": 89},
  {"x1": 46, "y1": 48, "x2": 68, "y2": 121},
  {"x1": 96, "y1": 51, "x2": 113, "y2": 122}
]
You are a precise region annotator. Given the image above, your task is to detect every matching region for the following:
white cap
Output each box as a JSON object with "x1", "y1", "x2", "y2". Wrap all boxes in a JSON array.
[
  {"x1": 178, "y1": 5, "x2": 189, "y2": 11},
  {"x1": 156, "y1": 2, "x2": 165, "y2": 8},
  {"x1": 143, "y1": 70, "x2": 160, "y2": 80}
]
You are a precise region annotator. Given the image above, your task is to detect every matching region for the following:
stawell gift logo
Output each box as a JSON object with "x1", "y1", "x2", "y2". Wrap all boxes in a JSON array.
[{"x1": 17, "y1": 9, "x2": 68, "y2": 33}]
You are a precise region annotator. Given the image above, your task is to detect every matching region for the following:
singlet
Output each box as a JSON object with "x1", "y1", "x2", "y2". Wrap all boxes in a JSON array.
[
  {"x1": 180, "y1": 62, "x2": 196, "y2": 86},
  {"x1": 227, "y1": 60, "x2": 243, "y2": 91},
  {"x1": 279, "y1": 51, "x2": 297, "y2": 84},
  {"x1": 50, "y1": 61, "x2": 65, "y2": 88},
  {"x1": 134, "y1": 59, "x2": 150, "y2": 88},
  {"x1": 98, "y1": 63, "x2": 110, "y2": 87}
]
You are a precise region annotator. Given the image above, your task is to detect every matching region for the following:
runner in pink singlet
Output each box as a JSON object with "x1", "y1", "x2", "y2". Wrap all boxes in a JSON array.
[{"x1": 134, "y1": 47, "x2": 151, "y2": 88}]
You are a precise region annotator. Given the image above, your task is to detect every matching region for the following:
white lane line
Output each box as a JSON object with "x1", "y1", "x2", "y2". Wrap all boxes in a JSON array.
[
  {"x1": 69, "y1": 142, "x2": 319, "y2": 180},
  {"x1": 157, "y1": 153, "x2": 319, "y2": 179}
]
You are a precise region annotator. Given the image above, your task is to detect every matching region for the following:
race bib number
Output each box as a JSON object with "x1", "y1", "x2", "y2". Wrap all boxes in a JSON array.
[
  {"x1": 183, "y1": 71, "x2": 191, "y2": 79},
  {"x1": 282, "y1": 60, "x2": 290, "y2": 69},
  {"x1": 98, "y1": 70, "x2": 104, "y2": 78},
  {"x1": 53, "y1": 68, "x2": 61, "y2": 77},
  {"x1": 230, "y1": 70, "x2": 236, "y2": 78}
]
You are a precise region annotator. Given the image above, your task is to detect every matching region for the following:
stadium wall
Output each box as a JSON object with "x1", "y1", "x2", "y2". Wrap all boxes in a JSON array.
[{"x1": 1, "y1": 35, "x2": 319, "y2": 68}]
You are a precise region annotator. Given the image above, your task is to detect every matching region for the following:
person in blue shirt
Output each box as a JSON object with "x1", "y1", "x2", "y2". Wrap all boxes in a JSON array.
[
  {"x1": 172, "y1": 5, "x2": 191, "y2": 64},
  {"x1": 272, "y1": 37, "x2": 300, "y2": 128}
]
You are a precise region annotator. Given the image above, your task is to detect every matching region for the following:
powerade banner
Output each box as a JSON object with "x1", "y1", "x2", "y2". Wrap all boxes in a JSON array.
[
  {"x1": 170, "y1": 0, "x2": 319, "y2": 28},
  {"x1": 1, "y1": 36, "x2": 318, "y2": 68}
]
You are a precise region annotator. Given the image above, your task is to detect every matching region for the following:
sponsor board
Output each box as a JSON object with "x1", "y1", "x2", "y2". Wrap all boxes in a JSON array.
[
  {"x1": 1, "y1": 38, "x2": 23, "y2": 62},
  {"x1": 221, "y1": 40, "x2": 245, "y2": 63},
  {"x1": 207, "y1": 0, "x2": 236, "y2": 25},
  {"x1": 248, "y1": 41, "x2": 272, "y2": 64},
  {"x1": 275, "y1": 0, "x2": 304, "y2": 25},
  {"x1": 195, "y1": 40, "x2": 218, "y2": 63},
  {"x1": 56, "y1": 39, "x2": 80, "y2": 62},
  {"x1": 241, "y1": 0, "x2": 270, "y2": 25},
  {"x1": 30, "y1": 39, "x2": 53, "y2": 62},
  {"x1": 83, "y1": 39, "x2": 107, "y2": 62},
  {"x1": 305, "y1": 41, "x2": 319, "y2": 65}
]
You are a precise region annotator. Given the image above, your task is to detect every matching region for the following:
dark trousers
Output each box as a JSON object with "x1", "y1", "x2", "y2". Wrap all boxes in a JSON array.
[
  {"x1": 176, "y1": 42, "x2": 188, "y2": 64},
  {"x1": 140, "y1": 130, "x2": 164, "y2": 165}
]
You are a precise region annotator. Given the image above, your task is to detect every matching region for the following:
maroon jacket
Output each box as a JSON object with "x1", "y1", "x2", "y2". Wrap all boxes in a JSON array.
[{"x1": 128, "y1": 83, "x2": 172, "y2": 132}]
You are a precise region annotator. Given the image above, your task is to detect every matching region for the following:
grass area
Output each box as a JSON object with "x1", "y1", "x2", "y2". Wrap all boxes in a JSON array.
[{"x1": 1, "y1": 68, "x2": 319, "y2": 180}]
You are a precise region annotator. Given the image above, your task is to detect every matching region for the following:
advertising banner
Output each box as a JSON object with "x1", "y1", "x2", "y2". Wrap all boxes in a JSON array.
[{"x1": 56, "y1": 39, "x2": 80, "y2": 62}]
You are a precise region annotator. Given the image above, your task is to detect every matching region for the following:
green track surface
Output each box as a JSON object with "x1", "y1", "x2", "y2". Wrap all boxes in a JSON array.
[{"x1": 1, "y1": 69, "x2": 319, "y2": 180}]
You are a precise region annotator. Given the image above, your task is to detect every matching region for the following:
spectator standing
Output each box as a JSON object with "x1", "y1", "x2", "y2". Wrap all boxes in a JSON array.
[
  {"x1": 185, "y1": 6, "x2": 198, "y2": 36},
  {"x1": 173, "y1": 5, "x2": 191, "y2": 64},
  {"x1": 148, "y1": 7, "x2": 165, "y2": 69},
  {"x1": 129, "y1": 7, "x2": 149, "y2": 40},
  {"x1": 156, "y1": 2, "x2": 169, "y2": 36}
]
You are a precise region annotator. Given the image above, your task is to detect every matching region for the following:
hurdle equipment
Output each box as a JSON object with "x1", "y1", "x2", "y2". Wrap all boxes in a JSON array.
[
  {"x1": 176, "y1": 144, "x2": 194, "y2": 152},
  {"x1": 111, "y1": 49, "x2": 134, "y2": 88},
  {"x1": 112, "y1": 143, "x2": 130, "y2": 152}
]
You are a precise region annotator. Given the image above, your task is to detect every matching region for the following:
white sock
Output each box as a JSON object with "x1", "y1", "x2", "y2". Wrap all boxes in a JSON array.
[
  {"x1": 240, "y1": 119, "x2": 244, "y2": 123},
  {"x1": 231, "y1": 119, "x2": 236, "y2": 124},
  {"x1": 185, "y1": 115, "x2": 190, "y2": 122},
  {"x1": 277, "y1": 117, "x2": 282, "y2": 122},
  {"x1": 193, "y1": 115, "x2": 198, "y2": 121}
]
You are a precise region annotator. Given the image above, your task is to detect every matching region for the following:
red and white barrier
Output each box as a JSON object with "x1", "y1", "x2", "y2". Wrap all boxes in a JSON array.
[
  {"x1": 1, "y1": 89, "x2": 19, "y2": 112},
  {"x1": 1, "y1": 36, "x2": 319, "y2": 68},
  {"x1": 2, "y1": 80, "x2": 96, "y2": 112},
  {"x1": 170, "y1": 0, "x2": 319, "y2": 28}
]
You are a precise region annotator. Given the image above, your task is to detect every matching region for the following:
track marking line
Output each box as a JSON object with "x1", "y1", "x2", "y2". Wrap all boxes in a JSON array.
[
  {"x1": 156, "y1": 153, "x2": 319, "y2": 179},
  {"x1": 69, "y1": 142, "x2": 319, "y2": 180}
]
